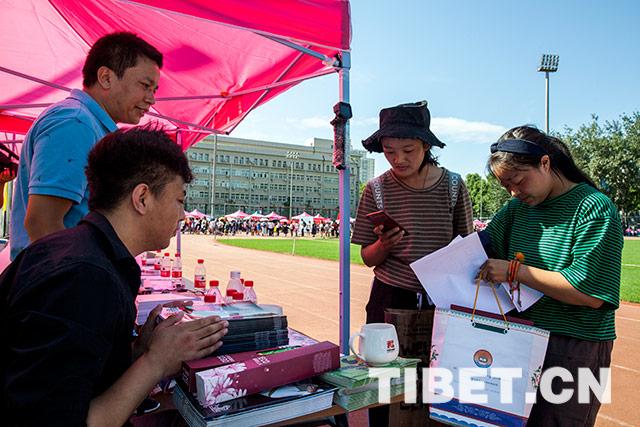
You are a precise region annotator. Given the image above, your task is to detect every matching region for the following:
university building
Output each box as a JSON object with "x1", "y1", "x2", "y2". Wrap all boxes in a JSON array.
[{"x1": 184, "y1": 135, "x2": 375, "y2": 219}]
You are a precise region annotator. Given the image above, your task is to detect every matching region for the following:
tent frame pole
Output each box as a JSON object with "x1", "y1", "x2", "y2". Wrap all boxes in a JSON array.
[{"x1": 337, "y1": 52, "x2": 351, "y2": 354}]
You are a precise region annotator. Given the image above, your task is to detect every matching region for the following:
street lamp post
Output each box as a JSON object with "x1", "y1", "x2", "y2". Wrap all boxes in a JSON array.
[
  {"x1": 538, "y1": 54, "x2": 559, "y2": 133},
  {"x1": 286, "y1": 151, "x2": 299, "y2": 219}
]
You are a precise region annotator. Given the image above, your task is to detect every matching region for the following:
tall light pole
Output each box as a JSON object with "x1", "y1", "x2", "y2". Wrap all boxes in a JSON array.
[
  {"x1": 209, "y1": 134, "x2": 217, "y2": 216},
  {"x1": 286, "y1": 150, "x2": 299, "y2": 219},
  {"x1": 538, "y1": 54, "x2": 559, "y2": 133}
]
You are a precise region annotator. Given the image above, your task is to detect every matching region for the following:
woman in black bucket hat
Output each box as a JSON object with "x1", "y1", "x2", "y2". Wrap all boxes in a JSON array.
[{"x1": 352, "y1": 101, "x2": 473, "y2": 426}]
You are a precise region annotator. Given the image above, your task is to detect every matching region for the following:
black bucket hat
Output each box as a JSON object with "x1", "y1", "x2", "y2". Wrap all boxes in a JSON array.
[{"x1": 362, "y1": 100, "x2": 445, "y2": 153}]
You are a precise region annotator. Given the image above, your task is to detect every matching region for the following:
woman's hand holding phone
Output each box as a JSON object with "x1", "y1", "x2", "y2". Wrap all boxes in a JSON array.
[{"x1": 374, "y1": 224, "x2": 405, "y2": 249}]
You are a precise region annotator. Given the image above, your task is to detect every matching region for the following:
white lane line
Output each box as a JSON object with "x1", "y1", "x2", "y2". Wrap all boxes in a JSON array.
[
  {"x1": 597, "y1": 414, "x2": 637, "y2": 427},
  {"x1": 622, "y1": 263, "x2": 640, "y2": 267},
  {"x1": 616, "y1": 334, "x2": 640, "y2": 342},
  {"x1": 617, "y1": 316, "x2": 640, "y2": 323},
  {"x1": 611, "y1": 364, "x2": 640, "y2": 375}
]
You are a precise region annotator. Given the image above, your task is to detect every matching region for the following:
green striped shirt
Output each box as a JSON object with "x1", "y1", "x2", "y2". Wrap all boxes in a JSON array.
[{"x1": 487, "y1": 183, "x2": 623, "y2": 341}]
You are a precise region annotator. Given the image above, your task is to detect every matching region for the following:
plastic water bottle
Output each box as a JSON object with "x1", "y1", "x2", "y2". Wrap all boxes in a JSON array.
[
  {"x1": 172, "y1": 253, "x2": 183, "y2": 289},
  {"x1": 204, "y1": 280, "x2": 223, "y2": 303},
  {"x1": 225, "y1": 289, "x2": 237, "y2": 304},
  {"x1": 194, "y1": 259, "x2": 206, "y2": 288},
  {"x1": 243, "y1": 280, "x2": 257, "y2": 303},
  {"x1": 160, "y1": 252, "x2": 171, "y2": 277},
  {"x1": 153, "y1": 250, "x2": 162, "y2": 272},
  {"x1": 227, "y1": 271, "x2": 244, "y2": 294}
]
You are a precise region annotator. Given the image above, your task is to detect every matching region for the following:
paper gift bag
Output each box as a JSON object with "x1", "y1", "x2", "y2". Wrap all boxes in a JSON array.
[{"x1": 428, "y1": 307, "x2": 550, "y2": 427}]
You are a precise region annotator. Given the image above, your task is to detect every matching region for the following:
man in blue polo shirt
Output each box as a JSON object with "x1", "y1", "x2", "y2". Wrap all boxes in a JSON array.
[{"x1": 10, "y1": 32, "x2": 162, "y2": 259}]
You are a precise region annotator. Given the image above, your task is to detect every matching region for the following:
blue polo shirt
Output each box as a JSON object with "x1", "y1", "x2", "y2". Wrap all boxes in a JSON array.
[{"x1": 10, "y1": 89, "x2": 117, "y2": 260}]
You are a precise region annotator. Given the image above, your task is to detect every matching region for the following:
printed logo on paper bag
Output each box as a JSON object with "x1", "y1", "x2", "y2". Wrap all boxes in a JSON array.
[
  {"x1": 386, "y1": 340, "x2": 396, "y2": 352},
  {"x1": 473, "y1": 349, "x2": 493, "y2": 368}
]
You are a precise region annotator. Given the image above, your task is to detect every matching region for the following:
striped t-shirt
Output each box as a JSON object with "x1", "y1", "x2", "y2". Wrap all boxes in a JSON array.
[
  {"x1": 487, "y1": 183, "x2": 623, "y2": 341},
  {"x1": 351, "y1": 168, "x2": 473, "y2": 292}
]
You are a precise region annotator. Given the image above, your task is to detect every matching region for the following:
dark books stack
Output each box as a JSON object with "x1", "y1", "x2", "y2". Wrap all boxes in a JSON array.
[
  {"x1": 216, "y1": 315, "x2": 289, "y2": 355},
  {"x1": 173, "y1": 378, "x2": 336, "y2": 427},
  {"x1": 161, "y1": 302, "x2": 289, "y2": 355}
]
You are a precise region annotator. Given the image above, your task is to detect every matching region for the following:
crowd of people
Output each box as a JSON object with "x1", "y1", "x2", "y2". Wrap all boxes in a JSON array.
[{"x1": 181, "y1": 216, "x2": 346, "y2": 238}]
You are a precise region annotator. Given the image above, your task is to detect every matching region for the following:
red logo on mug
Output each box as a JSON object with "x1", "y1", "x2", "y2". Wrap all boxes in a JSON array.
[{"x1": 386, "y1": 340, "x2": 396, "y2": 351}]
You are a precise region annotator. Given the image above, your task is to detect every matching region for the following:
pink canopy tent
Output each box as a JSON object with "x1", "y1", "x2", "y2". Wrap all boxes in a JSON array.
[
  {"x1": 313, "y1": 213, "x2": 328, "y2": 224},
  {"x1": 187, "y1": 209, "x2": 208, "y2": 219},
  {"x1": 0, "y1": 0, "x2": 354, "y2": 352},
  {"x1": 291, "y1": 211, "x2": 313, "y2": 220},
  {"x1": 225, "y1": 209, "x2": 249, "y2": 220},
  {"x1": 0, "y1": 0, "x2": 350, "y2": 151},
  {"x1": 265, "y1": 211, "x2": 285, "y2": 221}
]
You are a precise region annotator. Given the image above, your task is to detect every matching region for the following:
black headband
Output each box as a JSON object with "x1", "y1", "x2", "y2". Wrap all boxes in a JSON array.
[{"x1": 490, "y1": 139, "x2": 548, "y2": 157}]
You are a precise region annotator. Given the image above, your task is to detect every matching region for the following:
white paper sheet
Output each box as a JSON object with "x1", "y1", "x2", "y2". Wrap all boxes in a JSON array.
[
  {"x1": 500, "y1": 282, "x2": 544, "y2": 312},
  {"x1": 410, "y1": 233, "x2": 516, "y2": 314}
]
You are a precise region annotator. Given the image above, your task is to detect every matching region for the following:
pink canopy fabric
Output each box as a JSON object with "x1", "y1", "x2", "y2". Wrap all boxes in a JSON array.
[
  {"x1": 0, "y1": 0, "x2": 351, "y2": 150},
  {"x1": 225, "y1": 209, "x2": 249, "y2": 219},
  {"x1": 313, "y1": 213, "x2": 328, "y2": 223},
  {"x1": 292, "y1": 211, "x2": 313, "y2": 220},
  {"x1": 265, "y1": 211, "x2": 284, "y2": 220},
  {"x1": 187, "y1": 209, "x2": 207, "y2": 219}
]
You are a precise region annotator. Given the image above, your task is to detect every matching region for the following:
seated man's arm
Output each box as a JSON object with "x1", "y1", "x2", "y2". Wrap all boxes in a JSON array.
[
  {"x1": 24, "y1": 194, "x2": 73, "y2": 242},
  {"x1": 5, "y1": 264, "x2": 228, "y2": 426}
]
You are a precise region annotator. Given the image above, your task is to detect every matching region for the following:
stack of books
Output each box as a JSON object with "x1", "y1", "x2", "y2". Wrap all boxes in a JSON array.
[
  {"x1": 173, "y1": 378, "x2": 336, "y2": 427},
  {"x1": 320, "y1": 355, "x2": 420, "y2": 411},
  {"x1": 162, "y1": 301, "x2": 289, "y2": 355}
]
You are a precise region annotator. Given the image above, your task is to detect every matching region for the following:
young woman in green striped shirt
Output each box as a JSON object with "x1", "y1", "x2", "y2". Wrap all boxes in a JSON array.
[{"x1": 480, "y1": 125, "x2": 623, "y2": 426}]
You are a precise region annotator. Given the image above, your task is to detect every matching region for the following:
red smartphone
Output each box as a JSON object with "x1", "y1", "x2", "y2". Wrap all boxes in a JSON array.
[{"x1": 365, "y1": 210, "x2": 409, "y2": 235}]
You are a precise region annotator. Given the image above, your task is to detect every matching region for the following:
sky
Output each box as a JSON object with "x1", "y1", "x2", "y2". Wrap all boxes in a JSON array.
[{"x1": 231, "y1": 0, "x2": 640, "y2": 178}]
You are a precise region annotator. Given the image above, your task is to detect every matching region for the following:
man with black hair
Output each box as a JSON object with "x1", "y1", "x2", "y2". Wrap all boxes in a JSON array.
[
  {"x1": 10, "y1": 32, "x2": 163, "y2": 260},
  {"x1": 1, "y1": 127, "x2": 229, "y2": 425}
]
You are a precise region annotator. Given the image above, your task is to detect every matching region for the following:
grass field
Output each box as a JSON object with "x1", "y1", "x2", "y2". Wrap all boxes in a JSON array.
[
  {"x1": 218, "y1": 238, "x2": 365, "y2": 265},
  {"x1": 621, "y1": 239, "x2": 640, "y2": 303},
  {"x1": 217, "y1": 237, "x2": 640, "y2": 303}
]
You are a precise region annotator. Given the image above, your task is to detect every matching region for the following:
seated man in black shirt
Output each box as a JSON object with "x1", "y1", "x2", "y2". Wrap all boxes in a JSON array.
[{"x1": 1, "y1": 127, "x2": 229, "y2": 426}]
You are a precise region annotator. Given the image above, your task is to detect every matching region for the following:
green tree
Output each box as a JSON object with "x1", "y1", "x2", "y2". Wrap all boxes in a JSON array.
[
  {"x1": 465, "y1": 173, "x2": 510, "y2": 219},
  {"x1": 561, "y1": 112, "x2": 640, "y2": 224}
]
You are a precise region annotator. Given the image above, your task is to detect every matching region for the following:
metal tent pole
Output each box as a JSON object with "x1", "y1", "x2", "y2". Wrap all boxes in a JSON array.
[
  {"x1": 176, "y1": 131, "x2": 183, "y2": 255},
  {"x1": 337, "y1": 52, "x2": 351, "y2": 354}
]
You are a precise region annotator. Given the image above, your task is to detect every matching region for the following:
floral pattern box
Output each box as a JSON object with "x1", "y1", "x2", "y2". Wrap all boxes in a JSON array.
[{"x1": 195, "y1": 341, "x2": 339, "y2": 405}]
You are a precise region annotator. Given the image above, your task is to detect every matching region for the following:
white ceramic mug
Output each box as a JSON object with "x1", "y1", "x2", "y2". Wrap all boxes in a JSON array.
[{"x1": 349, "y1": 323, "x2": 399, "y2": 366}]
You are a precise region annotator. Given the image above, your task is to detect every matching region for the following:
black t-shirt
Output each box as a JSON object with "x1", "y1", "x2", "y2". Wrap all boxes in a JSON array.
[{"x1": 1, "y1": 212, "x2": 141, "y2": 425}]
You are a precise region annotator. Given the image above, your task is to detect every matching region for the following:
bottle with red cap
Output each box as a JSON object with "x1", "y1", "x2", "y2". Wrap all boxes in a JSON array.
[
  {"x1": 227, "y1": 271, "x2": 244, "y2": 294},
  {"x1": 243, "y1": 280, "x2": 257, "y2": 303},
  {"x1": 172, "y1": 253, "x2": 183, "y2": 289},
  {"x1": 194, "y1": 259, "x2": 206, "y2": 288},
  {"x1": 152, "y1": 250, "x2": 162, "y2": 273},
  {"x1": 225, "y1": 289, "x2": 237, "y2": 304},
  {"x1": 204, "y1": 280, "x2": 223, "y2": 303},
  {"x1": 160, "y1": 252, "x2": 171, "y2": 277}
]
